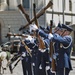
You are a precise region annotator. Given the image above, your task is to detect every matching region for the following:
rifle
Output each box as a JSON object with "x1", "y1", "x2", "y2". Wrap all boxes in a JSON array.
[
  {"x1": 5, "y1": 32, "x2": 28, "y2": 38},
  {"x1": 19, "y1": 1, "x2": 53, "y2": 31},
  {"x1": 7, "y1": 53, "x2": 22, "y2": 67},
  {"x1": 33, "y1": 3, "x2": 45, "y2": 49},
  {"x1": 49, "y1": 20, "x2": 56, "y2": 72},
  {"x1": 50, "y1": 22, "x2": 67, "y2": 72},
  {"x1": 20, "y1": 38, "x2": 32, "y2": 57},
  {"x1": 12, "y1": 58, "x2": 21, "y2": 70},
  {"x1": 6, "y1": 33, "x2": 32, "y2": 57}
]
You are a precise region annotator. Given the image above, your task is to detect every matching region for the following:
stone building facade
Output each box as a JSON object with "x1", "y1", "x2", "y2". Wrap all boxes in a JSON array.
[{"x1": 0, "y1": 0, "x2": 46, "y2": 43}]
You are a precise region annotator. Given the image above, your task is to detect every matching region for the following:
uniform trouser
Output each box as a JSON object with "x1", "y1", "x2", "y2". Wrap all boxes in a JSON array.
[
  {"x1": 22, "y1": 58, "x2": 32, "y2": 75},
  {"x1": 34, "y1": 51, "x2": 46, "y2": 75},
  {"x1": 32, "y1": 57, "x2": 39, "y2": 75},
  {"x1": 47, "y1": 69, "x2": 52, "y2": 75},
  {"x1": 31, "y1": 52, "x2": 40, "y2": 75},
  {"x1": 56, "y1": 68, "x2": 70, "y2": 75},
  {"x1": 37, "y1": 50, "x2": 51, "y2": 75}
]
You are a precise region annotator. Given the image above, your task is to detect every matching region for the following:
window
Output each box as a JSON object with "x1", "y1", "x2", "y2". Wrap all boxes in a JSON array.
[
  {"x1": 23, "y1": 0, "x2": 29, "y2": 8},
  {"x1": 69, "y1": 0, "x2": 72, "y2": 11}
]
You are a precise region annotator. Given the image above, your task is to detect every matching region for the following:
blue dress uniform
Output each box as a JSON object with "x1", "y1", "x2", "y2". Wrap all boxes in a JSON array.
[
  {"x1": 28, "y1": 28, "x2": 50, "y2": 75},
  {"x1": 53, "y1": 24, "x2": 73, "y2": 75},
  {"x1": 39, "y1": 25, "x2": 55, "y2": 75},
  {"x1": 29, "y1": 26, "x2": 51, "y2": 75},
  {"x1": 28, "y1": 38, "x2": 39, "y2": 75},
  {"x1": 53, "y1": 33, "x2": 72, "y2": 75},
  {"x1": 19, "y1": 37, "x2": 39, "y2": 75},
  {"x1": 36, "y1": 29, "x2": 53, "y2": 75},
  {"x1": 36, "y1": 24, "x2": 73, "y2": 75},
  {"x1": 19, "y1": 39, "x2": 32, "y2": 75},
  {"x1": 35, "y1": 38, "x2": 50, "y2": 75}
]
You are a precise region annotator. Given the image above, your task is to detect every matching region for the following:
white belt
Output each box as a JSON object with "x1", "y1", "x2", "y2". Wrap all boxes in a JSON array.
[{"x1": 39, "y1": 49, "x2": 46, "y2": 53}]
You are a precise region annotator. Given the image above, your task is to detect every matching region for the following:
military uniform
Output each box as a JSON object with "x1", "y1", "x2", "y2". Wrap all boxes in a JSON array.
[
  {"x1": 36, "y1": 24, "x2": 73, "y2": 75},
  {"x1": 28, "y1": 37, "x2": 39, "y2": 75},
  {"x1": 53, "y1": 33, "x2": 72, "y2": 75},
  {"x1": 37, "y1": 29, "x2": 55, "y2": 75},
  {"x1": 53, "y1": 24, "x2": 73, "y2": 75},
  {"x1": 19, "y1": 35, "x2": 39, "y2": 75},
  {"x1": 19, "y1": 39, "x2": 32, "y2": 75},
  {"x1": 37, "y1": 39, "x2": 50, "y2": 75},
  {"x1": 29, "y1": 24, "x2": 55, "y2": 75}
]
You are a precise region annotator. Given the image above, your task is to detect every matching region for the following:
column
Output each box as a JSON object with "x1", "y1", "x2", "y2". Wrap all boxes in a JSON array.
[{"x1": 65, "y1": 0, "x2": 69, "y2": 11}]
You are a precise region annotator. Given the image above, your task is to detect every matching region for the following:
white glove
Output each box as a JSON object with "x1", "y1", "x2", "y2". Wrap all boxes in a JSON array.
[
  {"x1": 30, "y1": 38, "x2": 34, "y2": 43},
  {"x1": 48, "y1": 33, "x2": 53, "y2": 40},
  {"x1": 25, "y1": 35, "x2": 32, "y2": 40},
  {"x1": 29, "y1": 24, "x2": 38, "y2": 32},
  {"x1": 39, "y1": 64, "x2": 42, "y2": 69},
  {"x1": 46, "y1": 66, "x2": 50, "y2": 70},
  {"x1": 32, "y1": 63, "x2": 35, "y2": 66},
  {"x1": 22, "y1": 52, "x2": 26, "y2": 57}
]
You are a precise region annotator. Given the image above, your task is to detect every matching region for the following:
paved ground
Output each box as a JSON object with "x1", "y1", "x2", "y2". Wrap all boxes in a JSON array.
[
  {"x1": 3, "y1": 61, "x2": 23, "y2": 75},
  {"x1": 2, "y1": 58, "x2": 75, "y2": 75},
  {"x1": 70, "y1": 60, "x2": 75, "y2": 75}
]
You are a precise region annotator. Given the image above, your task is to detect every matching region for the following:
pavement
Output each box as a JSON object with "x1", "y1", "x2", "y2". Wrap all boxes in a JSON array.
[
  {"x1": 71, "y1": 51, "x2": 75, "y2": 60},
  {"x1": 70, "y1": 60, "x2": 75, "y2": 75},
  {"x1": 1, "y1": 52, "x2": 75, "y2": 75},
  {"x1": 2, "y1": 59, "x2": 75, "y2": 75},
  {"x1": 71, "y1": 56, "x2": 75, "y2": 60},
  {"x1": 3, "y1": 61, "x2": 23, "y2": 75}
]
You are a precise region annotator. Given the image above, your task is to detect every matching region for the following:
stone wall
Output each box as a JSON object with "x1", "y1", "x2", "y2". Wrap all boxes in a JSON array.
[
  {"x1": 0, "y1": 10, "x2": 45, "y2": 43},
  {"x1": 0, "y1": 10, "x2": 27, "y2": 43}
]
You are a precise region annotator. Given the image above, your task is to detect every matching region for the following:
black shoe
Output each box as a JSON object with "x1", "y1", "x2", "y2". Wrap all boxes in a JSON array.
[{"x1": 9, "y1": 65, "x2": 13, "y2": 74}]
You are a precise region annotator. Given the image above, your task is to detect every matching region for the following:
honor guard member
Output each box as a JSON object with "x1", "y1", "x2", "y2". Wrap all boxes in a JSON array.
[
  {"x1": 19, "y1": 35, "x2": 32, "y2": 75},
  {"x1": 36, "y1": 38, "x2": 50, "y2": 75},
  {"x1": 41, "y1": 23, "x2": 73, "y2": 75},
  {"x1": 39, "y1": 23, "x2": 63, "y2": 75},
  {"x1": 27, "y1": 33, "x2": 39, "y2": 75},
  {"x1": 29, "y1": 24, "x2": 73, "y2": 75},
  {"x1": 43, "y1": 24, "x2": 73, "y2": 75},
  {"x1": 40, "y1": 24, "x2": 57, "y2": 75},
  {"x1": 29, "y1": 24, "x2": 53, "y2": 75},
  {"x1": 19, "y1": 33, "x2": 39, "y2": 75},
  {"x1": 54, "y1": 24, "x2": 73, "y2": 75}
]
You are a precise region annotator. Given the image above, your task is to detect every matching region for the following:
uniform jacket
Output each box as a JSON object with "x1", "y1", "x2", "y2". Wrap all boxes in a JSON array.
[{"x1": 37, "y1": 29, "x2": 73, "y2": 70}]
